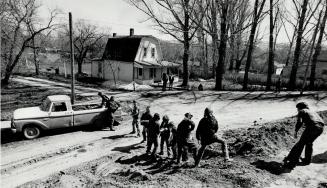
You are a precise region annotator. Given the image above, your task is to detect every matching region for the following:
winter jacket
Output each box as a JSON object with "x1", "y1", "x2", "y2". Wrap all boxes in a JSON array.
[
  {"x1": 177, "y1": 118, "x2": 195, "y2": 140},
  {"x1": 196, "y1": 115, "x2": 219, "y2": 145},
  {"x1": 160, "y1": 120, "x2": 171, "y2": 137},
  {"x1": 141, "y1": 112, "x2": 152, "y2": 128},
  {"x1": 147, "y1": 119, "x2": 160, "y2": 139}
]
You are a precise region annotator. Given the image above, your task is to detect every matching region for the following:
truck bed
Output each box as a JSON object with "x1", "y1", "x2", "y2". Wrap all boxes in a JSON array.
[{"x1": 72, "y1": 103, "x2": 103, "y2": 111}]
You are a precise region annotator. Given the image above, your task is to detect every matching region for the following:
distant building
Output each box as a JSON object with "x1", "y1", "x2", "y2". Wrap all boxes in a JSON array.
[
  {"x1": 91, "y1": 29, "x2": 179, "y2": 84},
  {"x1": 281, "y1": 51, "x2": 327, "y2": 80},
  {"x1": 274, "y1": 62, "x2": 285, "y2": 75}
]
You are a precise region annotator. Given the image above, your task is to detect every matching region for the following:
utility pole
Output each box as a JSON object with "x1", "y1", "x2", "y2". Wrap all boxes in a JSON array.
[{"x1": 69, "y1": 12, "x2": 75, "y2": 104}]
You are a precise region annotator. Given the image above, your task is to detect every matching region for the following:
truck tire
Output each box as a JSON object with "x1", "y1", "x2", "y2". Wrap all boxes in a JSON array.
[{"x1": 23, "y1": 125, "x2": 41, "y2": 139}]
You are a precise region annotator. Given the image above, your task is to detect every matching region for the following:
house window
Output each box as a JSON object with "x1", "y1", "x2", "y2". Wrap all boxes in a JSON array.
[
  {"x1": 143, "y1": 47, "x2": 147, "y2": 57},
  {"x1": 150, "y1": 68, "x2": 156, "y2": 78},
  {"x1": 138, "y1": 68, "x2": 143, "y2": 77},
  {"x1": 151, "y1": 48, "x2": 155, "y2": 58}
]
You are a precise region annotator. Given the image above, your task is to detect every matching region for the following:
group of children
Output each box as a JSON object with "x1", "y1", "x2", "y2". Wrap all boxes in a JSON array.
[
  {"x1": 130, "y1": 100, "x2": 325, "y2": 169},
  {"x1": 130, "y1": 101, "x2": 232, "y2": 166}
]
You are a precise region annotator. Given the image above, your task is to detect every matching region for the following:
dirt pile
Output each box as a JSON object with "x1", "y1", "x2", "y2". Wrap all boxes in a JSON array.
[{"x1": 224, "y1": 111, "x2": 327, "y2": 157}]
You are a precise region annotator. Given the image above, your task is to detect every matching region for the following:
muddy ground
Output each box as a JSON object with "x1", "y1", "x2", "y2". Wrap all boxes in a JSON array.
[
  {"x1": 15, "y1": 111, "x2": 327, "y2": 188},
  {"x1": 1, "y1": 76, "x2": 327, "y2": 188}
]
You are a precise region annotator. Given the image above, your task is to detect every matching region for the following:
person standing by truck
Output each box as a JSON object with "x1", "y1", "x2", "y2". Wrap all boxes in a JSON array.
[
  {"x1": 106, "y1": 96, "x2": 120, "y2": 131},
  {"x1": 140, "y1": 106, "x2": 152, "y2": 143},
  {"x1": 98, "y1": 92, "x2": 109, "y2": 107},
  {"x1": 130, "y1": 100, "x2": 141, "y2": 137}
]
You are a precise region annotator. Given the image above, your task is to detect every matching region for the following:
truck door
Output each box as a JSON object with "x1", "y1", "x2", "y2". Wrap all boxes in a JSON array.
[{"x1": 48, "y1": 102, "x2": 73, "y2": 129}]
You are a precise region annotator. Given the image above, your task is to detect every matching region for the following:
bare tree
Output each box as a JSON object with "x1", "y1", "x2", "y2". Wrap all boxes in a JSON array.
[
  {"x1": 300, "y1": 12, "x2": 321, "y2": 94},
  {"x1": 72, "y1": 20, "x2": 108, "y2": 74},
  {"x1": 242, "y1": 0, "x2": 267, "y2": 90},
  {"x1": 288, "y1": 0, "x2": 311, "y2": 90},
  {"x1": 215, "y1": 0, "x2": 229, "y2": 90},
  {"x1": 228, "y1": 0, "x2": 251, "y2": 72},
  {"x1": 128, "y1": 0, "x2": 204, "y2": 86},
  {"x1": 266, "y1": 0, "x2": 280, "y2": 90},
  {"x1": 309, "y1": 1, "x2": 327, "y2": 89},
  {"x1": 1, "y1": 0, "x2": 59, "y2": 86}
]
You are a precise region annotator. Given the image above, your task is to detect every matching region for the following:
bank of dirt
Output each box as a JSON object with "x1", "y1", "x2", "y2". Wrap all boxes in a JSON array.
[{"x1": 19, "y1": 111, "x2": 327, "y2": 188}]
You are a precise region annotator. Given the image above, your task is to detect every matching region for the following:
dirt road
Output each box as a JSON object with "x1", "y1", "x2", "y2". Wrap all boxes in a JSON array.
[{"x1": 1, "y1": 76, "x2": 327, "y2": 187}]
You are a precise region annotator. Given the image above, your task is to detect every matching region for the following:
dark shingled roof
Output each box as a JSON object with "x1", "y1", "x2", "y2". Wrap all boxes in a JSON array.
[{"x1": 102, "y1": 35, "x2": 153, "y2": 62}]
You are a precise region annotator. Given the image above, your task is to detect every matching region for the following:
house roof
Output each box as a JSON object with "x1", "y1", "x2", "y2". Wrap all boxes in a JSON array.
[{"x1": 102, "y1": 35, "x2": 157, "y2": 62}]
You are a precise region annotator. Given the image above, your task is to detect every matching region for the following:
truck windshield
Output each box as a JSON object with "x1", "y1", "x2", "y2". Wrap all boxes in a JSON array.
[{"x1": 40, "y1": 99, "x2": 51, "y2": 112}]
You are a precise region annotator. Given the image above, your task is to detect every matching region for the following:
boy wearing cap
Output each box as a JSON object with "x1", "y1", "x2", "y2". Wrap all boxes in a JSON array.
[
  {"x1": 283, "y1": 102, "x2": 325, "y2": 169},
  {"x1": 176, "y1": 113, "x2": 198, "y2": 164}
]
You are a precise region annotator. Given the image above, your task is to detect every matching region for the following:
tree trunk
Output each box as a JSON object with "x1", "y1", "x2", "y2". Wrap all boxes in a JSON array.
[
  {"x1": 300, "y1": 12, "x2": 321, "y2": 95},
  {"x1": 2, "y1": 42, "x2": 28, "y2": 86},
  {"x1": 309, "y1": 3, "x2": 327, "y2": 90},
  {"x1": 228, "y1": 33, "x2": 235, "y2": 71},
  {"x1": 204, "y1": 34, "x2": 209, "y2": 78},
  {"x1": 243, "y1": 0, "x2": 266, "y2": 90},
  {"x1": 211, "y1": 0, "x2": 218, "y2": 78},
  {"x1": 181, "y1": 1, "x2": 190, "y2": 87},
  {"x1": 77, "y1": 50, "x2": 87, "y2": 74},
  {"x1": 32, "y1": 38, "x2": 39, "y2": 75},
  {"x1": 266, "y1": 0, "x2": 274, "y2": 90},
  {"x1": 288, "y1": 0, "x2": 309, "y2": 90},
  {"x1": 215, "y1": 2, "x2": 229, "y2": 90}
]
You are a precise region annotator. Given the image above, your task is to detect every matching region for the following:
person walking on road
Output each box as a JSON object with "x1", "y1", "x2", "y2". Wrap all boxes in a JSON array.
[
  {"x1": 162, "y1": 73, "x2": 168, "y2": 91},
  {"x1": 176, "y1": 113, "x2": 198, "y2": 164},
  {"x1": 168, "y1": 75, "x2": 174, "y2": 90},
  {"x1": 195, "y1": 108, "x2": 231, "y2": 167},
  {"x1": 106, "y1": 96, "x2": 120, "y2": 131},
  {"x1": 130, "y1": 100, "x2": 141, "y2": 137},
  {"x1": 159, "y1": 115, "x2": 172, "y2": 157},
  {"x1": 146, "y1": 113, "x2": 161, "y2": 156},
  {"x1": 140, "y1": 106, "x2": 153, "y2": 143},
  {"x1": 283, "y1": 102, "x2": 325, "y2": 169}
]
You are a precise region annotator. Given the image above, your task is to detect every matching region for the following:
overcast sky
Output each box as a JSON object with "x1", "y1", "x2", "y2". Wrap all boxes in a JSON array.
[
  {"x1": 39, "y1": 0, "x2": 325, "y2": 46},
  {"x1": 41, "y1": 0, "x2": 169, "y2": 39}
]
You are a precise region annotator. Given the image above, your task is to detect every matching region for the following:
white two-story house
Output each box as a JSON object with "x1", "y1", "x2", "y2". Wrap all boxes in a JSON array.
[{"x1": 91, "y1": 29, "x2": 179, "y2": 84}]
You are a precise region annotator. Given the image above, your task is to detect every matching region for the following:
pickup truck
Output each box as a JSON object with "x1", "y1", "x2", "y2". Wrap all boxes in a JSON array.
[{"x1": 11, "y1": 95, "x2": 122, "y2": 139}]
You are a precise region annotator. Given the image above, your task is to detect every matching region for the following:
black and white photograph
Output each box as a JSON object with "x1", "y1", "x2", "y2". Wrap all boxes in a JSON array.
[{"x1": 1, "y1": 0, "x2": 327, "y2": 187}]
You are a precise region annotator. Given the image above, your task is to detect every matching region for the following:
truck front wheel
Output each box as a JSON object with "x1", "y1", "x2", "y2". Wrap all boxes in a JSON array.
[{"x1": 23, "y1": 125, "x2": 41, "y2": 139}]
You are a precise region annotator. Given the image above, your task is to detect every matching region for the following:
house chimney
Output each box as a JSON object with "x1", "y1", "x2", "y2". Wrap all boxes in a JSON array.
[
  {"x1": 130, "y1": 28, "x2": 134, "y2": 36},
  {"x1": 113, "y1": 33, "x2": 116, "y2": 37}
]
